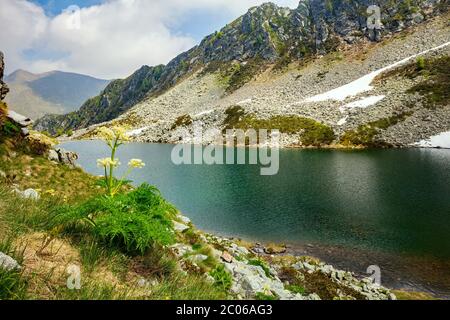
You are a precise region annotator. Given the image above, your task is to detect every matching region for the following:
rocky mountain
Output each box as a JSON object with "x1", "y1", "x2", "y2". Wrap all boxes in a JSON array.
[
  {"x1": 5, "y1": 70, "x2": 109, "y2": 120},
  {"x1": 0, "y1": 52, "x2": 8, "y2": 101},
  {"x1": 35, "y1": 0, "x2": 449, "y2": 147}
]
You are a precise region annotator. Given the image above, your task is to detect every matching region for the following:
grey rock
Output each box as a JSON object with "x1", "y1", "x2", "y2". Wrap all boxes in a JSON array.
[
  {"x1": 173, "y1": 221, "x2": 190, "y2": 233},
  {"x1": 178, "y1": 215, "x2": 191, "y2": 225},
  {"x1": 47, "y1": 149, "x2": 60, "y2": 162},
  {"x1": 56, "y1": 149, "x2": 79, "y2": 168}
]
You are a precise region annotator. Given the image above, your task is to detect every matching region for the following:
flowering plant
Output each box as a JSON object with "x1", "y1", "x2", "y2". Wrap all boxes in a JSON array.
[{"x1": 96, "y1": 126, "x2": 145, "y2": 196}]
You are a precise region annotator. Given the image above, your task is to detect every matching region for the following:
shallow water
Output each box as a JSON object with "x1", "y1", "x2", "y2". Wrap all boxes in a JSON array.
[{"x1": 61, "y1": 141, "x2": 450, "y2": 297}]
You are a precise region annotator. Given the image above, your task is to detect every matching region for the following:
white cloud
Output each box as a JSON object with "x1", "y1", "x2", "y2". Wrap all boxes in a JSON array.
[{"x1": 0, "y1": 0, "x2": 300, "y2": 79}]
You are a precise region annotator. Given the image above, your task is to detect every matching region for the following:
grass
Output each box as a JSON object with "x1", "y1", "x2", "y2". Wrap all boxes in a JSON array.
[
  {"x1": 340, "y1": 112, "x2": 413, "y2": 148},
  {"x1": 255, "y1": 292, "x2": 279, "y2": 301},
  {"x1": 213, "y1": 57, "x2": 268, "y2": 93},
  {"x1": 223, "y1": 107, "x2": 335, "y2": 147},
  {"x1": 171, "y1": 114, "x2": 193, "y2": 130},
  {"x1": 0, "y1": 233, "x2": 28, "y2": 300},
  {"x1": 0, "y1": 143, "x2": 230, "y2": 300},
  {"x1": 278, "y1": 265, "x2": 366, "y2": 301},
  {"x1": 392, "y1": 290, "x2": 438, "y2": 301},
  {"x1": 209, "y1": 265, "x2": 233, "y2": 292},
  {"x1": 248, "y1": 259, "x2": 272, "y2": 278}
]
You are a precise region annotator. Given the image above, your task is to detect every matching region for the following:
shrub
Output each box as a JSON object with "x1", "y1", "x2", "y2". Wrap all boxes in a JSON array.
[
  {"x1": 416, "y1": 57, "x2": 426, "y2": 71},
  {"x1": 209, "y1": 265, "x2": 233, "y2": 291},
  {"x1": 340, "y1": 112, "x2": 413, "y2": 147},
  {"x1": 224, "y1": 114, "x2": 335, "y2": 146},
  {"x1": 171, "y1": 114, "x2": 193, "y2": 130},
  {"x1": 286, "y1": 284, "x2": 306, "y2": 295},
  {"x1": 51, "y1": 184, "x2": 177, "y2": 255}
]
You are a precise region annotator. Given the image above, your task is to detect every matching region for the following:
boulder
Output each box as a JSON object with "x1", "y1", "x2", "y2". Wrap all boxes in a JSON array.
[
  {"x1": 56, "y1": 148, "x2": 79, "y2": 168},
  {"x1": 0, "y1": 252, "x2": 21, "y2": 271},
  {"x1": 178, "y1": 214, "x2": 191, "y2": 225},
  {"x1": 47, "y1": 149, "x2": 60, "y2": 162},
  {"x1": 264, "y1": 244, "x2": 287, "y2": 255},
  {"x1": 6, "y1": 110, "x2": 33, "y2": 128},
  {"x1": 173, "y1": 221, "x2": 190, "y2": 233},
  {"x1": 221, "y1": 251, "x2": 234, "y2": 263}
]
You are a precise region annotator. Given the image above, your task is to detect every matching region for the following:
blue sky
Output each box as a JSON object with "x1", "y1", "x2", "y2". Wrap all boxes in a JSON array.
[
  {"x1": 29, "y1": 0, "x2": 250, "y2": 41},
  {"x1": 1, "y1": 0, "x2": 299, "y2": 79},
  {"x1": 31, "y1": 0, "x2": 105, "y2": 16}
]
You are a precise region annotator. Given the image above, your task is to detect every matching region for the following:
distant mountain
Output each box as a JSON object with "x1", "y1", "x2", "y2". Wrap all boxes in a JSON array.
[{"x1": 5, "y1": 70, "x2": 110, "y2": 119}]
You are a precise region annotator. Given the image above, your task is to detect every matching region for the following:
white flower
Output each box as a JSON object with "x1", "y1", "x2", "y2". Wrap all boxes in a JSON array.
[
  {"x1": 97, "y1": 158, "x2": 110, "y2": 168},
  {"x1": 128, "y1": 159, "x2": 145, "y2": 169},
  {"x1": 97, "y1": 158, "x2": 121, "y2": 168},
  {"x1": 97, "y1": 127, "x2": 115, "y2": 142}
]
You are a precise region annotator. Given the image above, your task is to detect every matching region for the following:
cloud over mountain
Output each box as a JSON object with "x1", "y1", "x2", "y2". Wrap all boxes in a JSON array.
[{"x1": 0, "y1": 0, "x2": 298, "y2": 79}]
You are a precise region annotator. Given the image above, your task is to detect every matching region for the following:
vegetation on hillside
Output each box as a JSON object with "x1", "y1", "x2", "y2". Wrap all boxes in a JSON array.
[
  {"x1": 223, "y1": 106, "x2": 336, "y2": 147},
  {"x1": 0, "y1": 123, "x2": 228, "y2": 300},
  {"x1": 377, "y1": 56, "x2": 450, "y2": 109},
  {"x1": 340, "y1": 112, "x2": 413, "y2": 147}
]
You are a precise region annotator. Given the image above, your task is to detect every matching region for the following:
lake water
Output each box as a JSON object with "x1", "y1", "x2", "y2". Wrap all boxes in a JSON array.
[{"x1": 61, "y1": 141, "x2": 450, "y2": 297}]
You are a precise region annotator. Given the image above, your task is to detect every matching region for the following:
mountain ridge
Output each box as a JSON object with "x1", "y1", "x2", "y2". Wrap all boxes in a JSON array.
[{"x1": 34, "y1": 0, "x2": 449, "y2": 139}]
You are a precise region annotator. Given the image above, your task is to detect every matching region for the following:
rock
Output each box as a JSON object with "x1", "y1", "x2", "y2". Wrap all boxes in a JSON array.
[
  {"x1": 264, "y1": 244, "x2": 287, "y2": 255},
  {"x1": 6, "y1": 110, "x2": 33, "y2": 128},
  {"x1": 306, "y1": 293, "x2": 321, "y2": 300},
  {"x1": 0, "y1": 252, "x2": 21, "y2": 271},
  {"x1": 221, "y1": 251, "x2": 234, "y2": 263},
  {"x1": 14, "y1": 188, "x2": 40, "y2": 201},
  {"x1": 205, "y1": 274, "x2": 216, "y2": 284},
  {"x1": 252, "y1": 247, "x2": 265, "y2": 255},
  {"x1": 389, "y1": 293, "x2": 397, "y2": 301},
  {"x1": 170, "y1": 243, "x2": 192, "y2": 258},
  {"x1": 47, "y1": 149, "x2": 59, "y2": 162},
  {"x1": 173, "y1": 221, "x2": 190, "y2": 233},
  {"x1": 56, "y1": 149, "x2": 79, "y2": 168},
  {"x1": 178, "y1": 215, "x2": 191, "y2": 225}
]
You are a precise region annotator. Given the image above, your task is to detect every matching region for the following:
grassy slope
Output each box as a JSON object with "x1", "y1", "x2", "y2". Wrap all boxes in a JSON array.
[{"x1": 0, "y1": 135, "x2": 227, "y2": 300}]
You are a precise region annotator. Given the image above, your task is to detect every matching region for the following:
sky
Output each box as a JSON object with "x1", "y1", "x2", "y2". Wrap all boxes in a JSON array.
[{"x1": 0, "y1": 0, "x2": 300, "y2": 79}]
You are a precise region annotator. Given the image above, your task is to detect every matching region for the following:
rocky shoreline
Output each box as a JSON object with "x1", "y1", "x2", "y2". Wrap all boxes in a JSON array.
[{"x1": 168, "y1": 214, "x2": 398, "y2": 300}]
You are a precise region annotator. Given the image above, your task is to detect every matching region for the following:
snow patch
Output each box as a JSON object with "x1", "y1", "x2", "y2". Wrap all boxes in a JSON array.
[
  {"x1": 339, "y1": 95, "x2": 386, "y2": 113},
  {"x1": 304, "y1": 42, "x2": 450, "y2": 103},
  {"x1": 415, "y1": 131, "x2": 450, "y2": 149}
]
